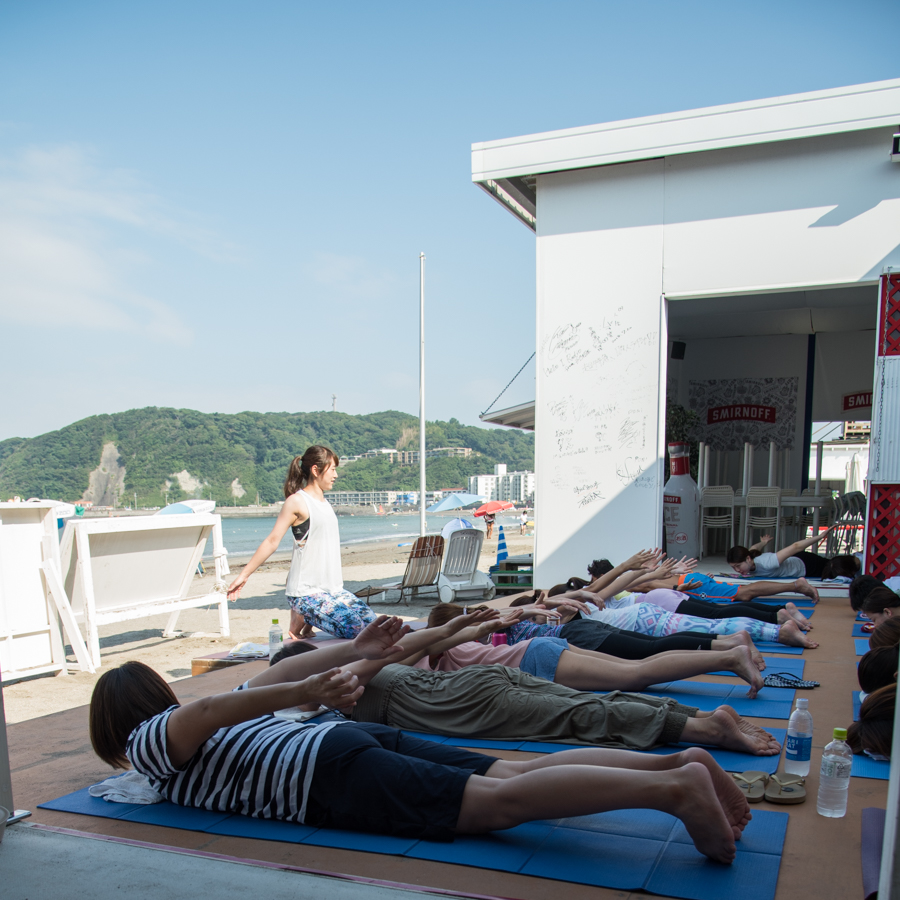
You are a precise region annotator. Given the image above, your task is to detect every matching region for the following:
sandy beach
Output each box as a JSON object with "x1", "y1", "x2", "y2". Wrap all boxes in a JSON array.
[{"x1": 2, "y1": 526, "x2": 534, "y2": 724}]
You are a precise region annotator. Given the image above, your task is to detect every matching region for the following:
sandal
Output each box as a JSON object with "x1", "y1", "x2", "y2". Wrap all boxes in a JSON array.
[
  {"x1": 763, "y1": 672, "x2": 820, "y2": 689},
  {"x1": 764, "y1": 773, "x2": 807, "y2": 804},
  {"x1": 731, "y1": 771, "x2": 769, "y2": 802}
]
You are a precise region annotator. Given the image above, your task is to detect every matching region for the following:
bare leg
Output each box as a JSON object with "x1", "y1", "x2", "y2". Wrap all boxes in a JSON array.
[
  {"x1": 289, "y1": 610, "x2": 312, "y2": 640},
  {"x1": 711, "y1": 632, "x2": 766, "y2": 670},
  {"x1": 734, "y1": 578, "x2": 819, "y2": 604},
  {"x1": 481, "y1": 745, "x2": 751, "y2": 840},
  {"x1": 554, "y1": 645, "x2": 763, "y2": 697},
  {"x1": 456, "y1": 760, "x2": 737, "y2": 863}
]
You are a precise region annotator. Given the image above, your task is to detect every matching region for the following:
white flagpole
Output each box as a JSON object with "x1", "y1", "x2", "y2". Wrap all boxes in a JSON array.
[{"x1": 419, "y1": 252, "x2": 426, "y2": 537}]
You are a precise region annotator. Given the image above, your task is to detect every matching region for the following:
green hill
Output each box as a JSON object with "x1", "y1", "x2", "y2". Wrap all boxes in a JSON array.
[{"x1": 0, "y1": 408, "x2": 534, "y2": 506}]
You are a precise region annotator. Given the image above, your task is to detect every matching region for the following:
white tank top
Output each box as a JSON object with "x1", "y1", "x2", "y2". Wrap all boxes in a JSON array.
[{"x1": 285, "y1": 490, "x2": 343, "y2": 596}]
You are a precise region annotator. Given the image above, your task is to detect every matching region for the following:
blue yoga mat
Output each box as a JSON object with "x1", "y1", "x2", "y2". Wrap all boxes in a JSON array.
[
  {"x1": 709, "y1": 656, "x2": 806, "y2": 679},
  {"x1": 40, "y1": 786, "x2": 788, "y2": 900},
  {"x1": 642, "y1": 680, "x2": 795, "y2": 720},
  {"x1": 856, "y1": 638, "x2": 871, "y2": 656},
  {"x1": 852, "y1": 754, "x2": 890, "y2": 780},
  {"x1": 753, "y1": 642, "x2": 804, "y2": 655}
]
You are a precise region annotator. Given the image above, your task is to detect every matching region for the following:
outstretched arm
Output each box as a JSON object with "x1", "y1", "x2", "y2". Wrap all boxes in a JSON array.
[
  {"x1": 583, "y1": 549, "x2": 658, "y2": 593},
  {"x1": 775, "y1": 525, "x2": 836, "y2": 565},
  {"x1": 166, "y1": 668, "x2": 363, "y2": 767},
  {"x1": 248, "y1": 615, "x2": 410, "y2": 689}
]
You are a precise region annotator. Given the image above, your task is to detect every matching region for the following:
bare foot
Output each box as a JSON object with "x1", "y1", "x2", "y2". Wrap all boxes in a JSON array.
[
  {"x1": 695, "y1": 705, "x2": 778, "y2": 745},
  {"x1": 680, "y1": 747, "x2": 752, "y2": 840},
  {"x1": 776, "y1": 601, "x2": 812, "y2": 631},
  {"x1": 793, "y1": 578, "x2": 819, "y2": 604},
  {"x1": 724, "y1": 646, "x2": 763, "y2": 698},
  {"x1": 682, "y1": 707, "x2": 781, "y2": 755},
  {"x1": 716, "y1": 631, "x2": 766, "y2": 670},
  {"x1": 777, "y1": 618, "x2": 819, "y2": 648},
  {"x1": 666, "y1": 762, "x2": 737, "y2": 863}
]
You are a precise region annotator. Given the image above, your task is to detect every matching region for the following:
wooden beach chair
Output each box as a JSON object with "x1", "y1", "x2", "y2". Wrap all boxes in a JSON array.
[{"x1": 354, "y1": 534, "x2": 444, "y2": 606}]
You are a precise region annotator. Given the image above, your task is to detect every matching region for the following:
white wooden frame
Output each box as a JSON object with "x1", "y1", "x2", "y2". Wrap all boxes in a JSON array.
[
  {"x1": 58, "y1": 514, "x2": 231, "y2": 669},
  {"x1": 0, "y1": 502, "x2": 92, "y2": 683}
]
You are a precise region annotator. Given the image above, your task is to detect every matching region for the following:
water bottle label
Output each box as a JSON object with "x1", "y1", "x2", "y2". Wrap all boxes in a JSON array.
[
  {"x1": 821, "y1": 758, "x2": 851, "y2": 778},
  {"x1": 785, "y1": 735, "x2": 811, "y2": 761}
]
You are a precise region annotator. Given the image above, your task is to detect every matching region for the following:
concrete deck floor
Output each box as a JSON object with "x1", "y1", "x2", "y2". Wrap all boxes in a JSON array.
[{"x1": 0, "y1": 573, "x2": 883, "y2": 900}]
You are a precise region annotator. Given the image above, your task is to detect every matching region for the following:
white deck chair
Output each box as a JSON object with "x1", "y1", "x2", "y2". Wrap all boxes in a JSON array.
[
  {"x1": 700, "y1": 486, "x2": 735, "y2": 558},
  {"x1": 58, "y1": 514, "x2": 231, "y2": 668},
  {"x1": 355, "y1": 535, "x2": 445, "y2": 606},
  {"x1": 743, "y1": 487, "x2": 782, "y2": 548},
  {"x1": 438, "y1": 528, "x2": 496, "y2": 604}
]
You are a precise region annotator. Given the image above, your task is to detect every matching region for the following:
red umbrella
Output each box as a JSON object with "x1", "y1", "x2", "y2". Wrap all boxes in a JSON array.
[{"x1": 474, "y1": 500, "x2": 514, "y2": 517}]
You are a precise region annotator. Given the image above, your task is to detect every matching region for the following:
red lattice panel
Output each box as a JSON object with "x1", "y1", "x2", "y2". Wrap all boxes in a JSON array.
[
  {"x1": 866, "y1": 484, "x2": 900, "y2": 579},
  {"x1": 880, "y1": 273, "x2": 900, "y2": 357}
]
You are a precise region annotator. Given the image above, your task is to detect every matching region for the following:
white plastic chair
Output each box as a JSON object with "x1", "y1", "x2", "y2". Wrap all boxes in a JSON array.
[
  {"x1": 700, "y1": 486, "x2": 735, "y2": 558},
  {"x1": 743, "y1": 487, "x2": 782, "y2": 548},
  {"x1": 438, "y1": 528, "x2": 496, "y2": 603}
]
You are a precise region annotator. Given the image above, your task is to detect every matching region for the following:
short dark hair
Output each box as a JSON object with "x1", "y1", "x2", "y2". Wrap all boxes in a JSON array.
[
  {"x1": 726, "y1": 545, "x2": 759, "y2": 563},
  {"x1": 861, "y1": 585, "x2": 900, "y2": 617},
  {"x1": 858, "y1": 646, "x2": 900, "y2": 693},
  {"x1": 269, "y1": 640, "x2": 318, "y2": 666},
  {"x1": 848, "y1": 684, "x2": 896, "y2": 758},
  {"x1": 587, "y1": 559, "x2": 614, "y2": 578},
  {"x1": 850, "y1": 575, "x2": 885, "y2": 611},
  {"x1": 822, "y1": 555, "x2": 861, "y2": 580},
  {"x1": 89, "y1": 661, "x2": 179, "y2": 769},
  {"x1": 869, "y1": 617, "x2": 900, "y2": 650}
]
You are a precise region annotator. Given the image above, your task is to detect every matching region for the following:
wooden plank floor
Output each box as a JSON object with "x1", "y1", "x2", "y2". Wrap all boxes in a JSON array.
[{"x1": 7, "y1": 594, "x2": 878, "y2": 900}]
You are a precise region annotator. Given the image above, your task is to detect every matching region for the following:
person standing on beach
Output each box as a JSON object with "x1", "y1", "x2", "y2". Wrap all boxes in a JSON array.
[
  {"x1": 227, "y1": 446, "x2": 377, "y2": 640},
  {"x1": 520, "y1": 510, "x2": 528, "y2": 535},
  {"x1": 484, "y1": 511, "x2": 495, "y2": 540}
]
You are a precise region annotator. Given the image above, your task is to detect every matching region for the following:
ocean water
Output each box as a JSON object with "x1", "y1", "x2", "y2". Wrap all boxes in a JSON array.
[{"x1": 208, "y1": 513, "x2": 504, "y2": 557}]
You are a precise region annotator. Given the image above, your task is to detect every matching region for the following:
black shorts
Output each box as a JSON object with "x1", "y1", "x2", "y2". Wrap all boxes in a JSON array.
[{"x1": 303, "y1": 722, "x2": 497, "y2": 841}]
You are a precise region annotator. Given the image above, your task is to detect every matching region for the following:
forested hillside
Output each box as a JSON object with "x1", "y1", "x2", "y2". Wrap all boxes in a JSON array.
[{"x1": 0, "y1": 408, "x2": 534, "y2": 505}]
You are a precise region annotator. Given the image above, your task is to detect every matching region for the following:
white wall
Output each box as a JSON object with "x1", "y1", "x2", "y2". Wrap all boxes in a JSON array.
[
  {"x1": 532, "y1": 126, "x2": 900, "y2": 584},
  {"x1": 813, "y1": 329, "x2": 877, "y2": 421},
  {"x1": 535, "y1": 160, "x2": 666, "y2": 584}
]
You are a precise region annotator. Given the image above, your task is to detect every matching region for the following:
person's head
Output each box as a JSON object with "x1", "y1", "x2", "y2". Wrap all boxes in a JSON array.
[
  {"x1": 848, "y1": 684, "x2": 896, "y2": 759},
  {"x1": 726, "y1": 545, "x2": 758, "y2": 575},
  {"x1": 858, "y1": 646, "x2": 900, "y2": 693},
  {"x1": 860, "y1": 585, "x2": 900, "y2": 627},
  {"x1": 869, "y1": 617, "x2": 900, "y2": 650},
  {"x1": 587, "y1": 559, "x2": 614, "y2": 579},
  {"x1": 283, "y1": 446, "x2": 339, "y2": 498},
  {"x1": 850, "y1": 575, "x2": 884, "y2": 612},
  {"x1": 821, "y1": 555, "x2": 862, "y2": 580},
  {"x1": 548, "y1": 579, "x2": 588, "y2": 597},
  {"x1": 269, "y1": 640, "x2": 318, "y2": 666},
  {"x1": 427, "y1": 603, "x2": 477, "y2": 628},
  {"x1": 89, "y1": 661, "x2": 179, "y2": 769}
]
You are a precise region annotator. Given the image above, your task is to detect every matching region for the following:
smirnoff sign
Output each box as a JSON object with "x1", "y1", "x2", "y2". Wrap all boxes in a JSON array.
[
  {"x1": 843, "y1": 391, "x2": 872, "y2": 411},
  {"x1": 707, "y1": 405, "x2": 776, "y2": 425}
]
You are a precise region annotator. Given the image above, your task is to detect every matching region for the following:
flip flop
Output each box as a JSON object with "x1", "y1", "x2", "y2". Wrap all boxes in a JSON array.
[
  {"x1": 764, "y1": 773, "x2": 807, "y2": 804},
  {"x1": 731, "y1": 770, "x2": 769, "y2": 802},
  {"x1": 763, "y1": 672, "x2": 820, "y2": 689}
]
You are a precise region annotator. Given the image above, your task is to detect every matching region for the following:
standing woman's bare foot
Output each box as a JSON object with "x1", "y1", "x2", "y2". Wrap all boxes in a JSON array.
[
  {"x1": 777, "y1": 619, "x2": 819, "y2": 648},
  {"x1": 793, "y1": 578, "x2": 820, "y2": 604}
]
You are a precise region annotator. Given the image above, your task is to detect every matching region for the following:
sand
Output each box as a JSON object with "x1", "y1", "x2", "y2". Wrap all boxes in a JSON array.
[{"x1": 2, "y1": 529, "x2": 534, "y2": 724}]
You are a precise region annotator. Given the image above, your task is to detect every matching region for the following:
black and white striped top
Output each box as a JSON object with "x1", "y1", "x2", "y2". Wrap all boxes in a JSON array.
[{"x1": 126, "y1": 685, "x2": 347, "y2": 822}]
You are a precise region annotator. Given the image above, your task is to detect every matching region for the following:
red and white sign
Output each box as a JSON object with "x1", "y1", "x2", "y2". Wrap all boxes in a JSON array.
[
  {"x1": 663, "y1": 495, "x2": 682, "y2": 504},
  {"x1": 707, "y1": 405, "x2": 776, "y2": 425},
  {"x1": 843, "y1": 391, "x2": 872, "y2": 411}
]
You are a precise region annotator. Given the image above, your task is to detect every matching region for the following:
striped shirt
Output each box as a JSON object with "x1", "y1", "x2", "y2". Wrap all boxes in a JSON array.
[{"x1": 125, "y1": 684, "x2": 347, "y2": 822}]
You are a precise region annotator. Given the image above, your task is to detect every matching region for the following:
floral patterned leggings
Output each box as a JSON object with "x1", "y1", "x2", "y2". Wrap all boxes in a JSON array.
[{"x1": 288, "y1": 589, "x2": 378, "y2": 639}]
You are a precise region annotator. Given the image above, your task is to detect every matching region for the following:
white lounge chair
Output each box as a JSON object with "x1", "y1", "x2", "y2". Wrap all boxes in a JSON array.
[{"x1": 438, "y1": 528, "x2": 495, "y2": 604}]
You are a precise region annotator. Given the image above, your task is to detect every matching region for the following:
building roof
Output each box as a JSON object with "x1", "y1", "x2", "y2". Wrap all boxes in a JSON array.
[{"x1": 472, "y1": 78, "x2": 900, "y2": 229}]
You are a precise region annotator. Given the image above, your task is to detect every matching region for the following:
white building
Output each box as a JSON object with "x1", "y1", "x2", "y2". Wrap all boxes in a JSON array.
[
  {"x1": 473, "y1": 78, "x2": 900, "y2": 585},
  {"x1": 468, "y1": 464, "x2": 535, "y2": 505}
]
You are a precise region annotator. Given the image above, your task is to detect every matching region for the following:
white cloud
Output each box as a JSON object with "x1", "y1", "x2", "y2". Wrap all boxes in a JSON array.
[{"x1": 0, "y1": 145, "x2": 236, "y2": 342}]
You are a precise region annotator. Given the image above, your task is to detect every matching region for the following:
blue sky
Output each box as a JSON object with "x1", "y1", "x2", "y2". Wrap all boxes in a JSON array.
[{"x1": 0, "y1": 0, "x2": 896, "y2": 440}]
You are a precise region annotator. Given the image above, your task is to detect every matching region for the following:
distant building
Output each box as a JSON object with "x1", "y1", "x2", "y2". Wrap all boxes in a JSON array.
[
  {"x1": 398, "y1": 447, "x2": 473, "y2": 466},
  {"x1": 843, "y1": 421, "x2": 871, "y2": 441},
  {"x1": 326, "y1": 490, "x2": 400, "y2": 506},
  {"x1": 468, "y1": 464, "x2": 534, "y2": 505}
]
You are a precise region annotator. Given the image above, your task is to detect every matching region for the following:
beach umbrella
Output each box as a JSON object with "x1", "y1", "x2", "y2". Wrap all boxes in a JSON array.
[
  {"x1": 496, "y1": 524, "x2": 509, "y2": 563},
  {"x1": 441, "y1": 517, "x2": 474, "y2": 540},
  {"x1": 474, "y1": 500, "x2": 514, "y2": 517},
  {"x1": 846, "y1": 453, "x2": 864, "y2": 493},
  {"x1": 427, "y1": 492, "x2": 485, "y2": 512},
  {"x1": 156, "y1": 503, "x2": 196, "y2": 515}
]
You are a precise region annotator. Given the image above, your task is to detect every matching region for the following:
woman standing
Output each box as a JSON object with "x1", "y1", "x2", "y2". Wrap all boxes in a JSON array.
[{"x1": 227, "y1": 446, "x2": 377, "y2": 639}]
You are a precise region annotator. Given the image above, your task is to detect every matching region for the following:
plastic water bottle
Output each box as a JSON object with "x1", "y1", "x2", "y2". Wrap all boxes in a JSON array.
[
  {"x1": 268, "y1": 618, "x2": 283, "y2": 661},
  {"x1": 784, "y1": 698, "x2": 813, "y2": 776},
  {"x1": 817, "y1": 727, "x2": 853, "y2": 818}
]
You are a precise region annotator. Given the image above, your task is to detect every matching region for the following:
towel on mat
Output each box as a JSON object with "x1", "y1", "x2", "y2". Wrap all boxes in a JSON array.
[{"x1": 88, "y1": 771, "x2": 162, "y2": 804}]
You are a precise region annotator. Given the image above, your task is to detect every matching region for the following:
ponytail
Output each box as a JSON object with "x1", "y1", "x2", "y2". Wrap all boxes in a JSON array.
[
  {"x1": 283, "y1": 445, "x2": 339, "y2": 498},
  {"x1": 726, "y1": 545, "x2": 759, "y2": 563}
]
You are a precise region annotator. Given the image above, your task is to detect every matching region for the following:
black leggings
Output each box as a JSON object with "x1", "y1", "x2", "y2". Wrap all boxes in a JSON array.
[
  {"x1": 560, "y1": 620, "x2": 715, "y2": 659},
  {"x1": 675, "y1": 598, "x2": 781, "y2": 625}
]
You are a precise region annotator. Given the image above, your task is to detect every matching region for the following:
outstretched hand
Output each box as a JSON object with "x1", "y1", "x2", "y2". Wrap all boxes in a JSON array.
[
  {"x1": 353, "y1": 615, "x2": 412, "y2": 660},
  {"x1": 226, "y1": 576, "x2": 247, "y2": 602},
  {"x1": 301, "y1": 668, "x2": 364, "y2": 709},
  {"x1": 625, "y1": 549, "x2": 658, "y2": 571},
  {"x1": 671, "y1": 556, "x2": 698, "y2": 575}
]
